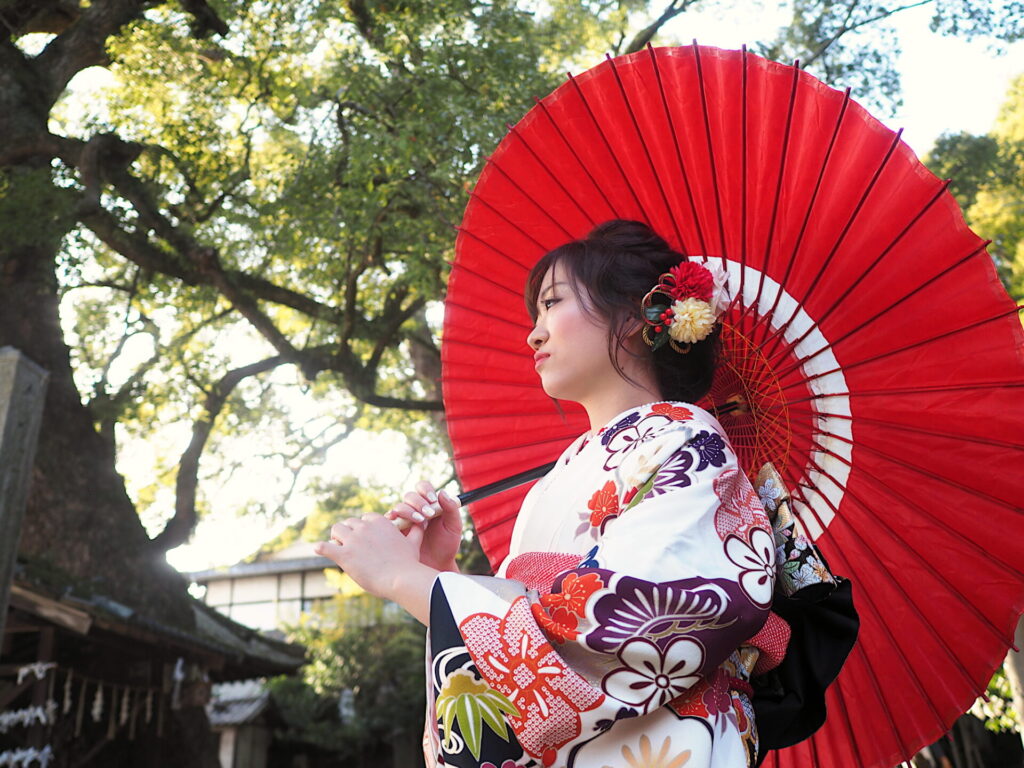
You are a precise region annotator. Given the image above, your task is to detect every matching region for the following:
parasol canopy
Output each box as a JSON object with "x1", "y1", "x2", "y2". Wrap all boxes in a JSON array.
[{"x1": 441, "y1": 43, "x2": 1024, "y2": 768}]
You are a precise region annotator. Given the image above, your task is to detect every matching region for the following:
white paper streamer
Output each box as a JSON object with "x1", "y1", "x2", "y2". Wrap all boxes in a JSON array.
[
  {"x1": 0, "y1": 702, "x2": 56, "y2": 734},
  {"x1": 91, "y1": 685, "x2": 103, "y2": 723},
  {"x1": 0, "y1": 745, "x2": 54, "y2": 767},
  {"x1": 15, "y1": 663, "x2": 56, "y2": 686}
]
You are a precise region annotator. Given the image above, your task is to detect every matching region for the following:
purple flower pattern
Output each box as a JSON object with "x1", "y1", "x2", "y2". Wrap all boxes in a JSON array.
[
  {"x1": 587, "y1": 575, "x2": 751, "y2": 656},
  {"x1": 691, "y1": 430, "x2": 727, "y2": 471}
]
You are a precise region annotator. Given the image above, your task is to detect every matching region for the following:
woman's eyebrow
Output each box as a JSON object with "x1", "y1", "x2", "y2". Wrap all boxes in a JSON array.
[{"x1": 539, "y1": 281, "x2": 568, "y2": 299}]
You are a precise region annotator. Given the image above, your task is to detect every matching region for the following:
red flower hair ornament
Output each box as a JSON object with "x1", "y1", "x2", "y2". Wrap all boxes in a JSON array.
[{"x1": 641, "y1": 259, "x2": 731, "y2": 353}]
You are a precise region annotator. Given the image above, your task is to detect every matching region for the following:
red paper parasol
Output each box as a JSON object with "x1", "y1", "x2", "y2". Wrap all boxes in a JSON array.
[{"x1": 441, "y1": 44, "x2": 1024, "y2": 768}]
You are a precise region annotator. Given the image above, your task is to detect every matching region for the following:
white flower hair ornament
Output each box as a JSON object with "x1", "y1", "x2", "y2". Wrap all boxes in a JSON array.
[{"x1": 640, "y1": 259, "x2": 731, "y2": 353}]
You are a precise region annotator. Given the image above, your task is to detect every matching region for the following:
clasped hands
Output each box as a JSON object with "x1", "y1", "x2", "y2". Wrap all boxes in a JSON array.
[{"x1": 313, "y1": 481, "x2": 462, "y2": 624}]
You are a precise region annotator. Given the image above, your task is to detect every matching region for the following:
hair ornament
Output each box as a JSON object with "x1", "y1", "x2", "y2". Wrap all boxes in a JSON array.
[{"x1": 641, "y1": 259, "x2": 730, "y2": 353}]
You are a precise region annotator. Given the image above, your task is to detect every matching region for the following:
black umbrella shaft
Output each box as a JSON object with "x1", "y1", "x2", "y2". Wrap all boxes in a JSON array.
[
  {"x1": 455, "y1": 399, "x2": 746, "y2": 506},
  {"x1": 457, "y1": 461, "x2": 556, "y2": 506}
]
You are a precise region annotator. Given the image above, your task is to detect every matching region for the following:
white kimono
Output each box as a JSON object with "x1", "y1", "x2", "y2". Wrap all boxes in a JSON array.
[{"x1": 425, "y1": 402, "x2": 774, "y2": 768}]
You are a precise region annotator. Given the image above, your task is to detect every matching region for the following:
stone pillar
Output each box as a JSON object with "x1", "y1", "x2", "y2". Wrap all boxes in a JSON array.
[{"x1": 0, "y1": 347, "x2": 48, "y2": 643}]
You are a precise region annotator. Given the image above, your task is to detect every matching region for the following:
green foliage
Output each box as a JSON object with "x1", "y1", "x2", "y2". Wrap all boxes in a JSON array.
[
  {"x1": 971, "y1": 666, "x2": 1020, "y2": 733},
  {"x1": 270, "y1": 598, "x2": 427, "y2": 758},
  {"x1": 0, "y1": 167, "x2": 77, "y2": 254},
  {"x1": 925, "y1": 73, "x2": 1024, "y2": 299}
]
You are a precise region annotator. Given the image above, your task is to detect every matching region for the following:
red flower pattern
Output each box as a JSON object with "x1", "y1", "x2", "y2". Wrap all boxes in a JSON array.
[
  {"x1": 650, "y1": 402, "x2": 694, "y2": 421},
  {"x1": 460, "y1": 597, "x2": 604, "y2": 758},
  {"x1": 587, "y1": 481, "x2": 620, "y2": 530},
  {"x1": 542, "y1": 572, "x2": 604, "y2": 616}
]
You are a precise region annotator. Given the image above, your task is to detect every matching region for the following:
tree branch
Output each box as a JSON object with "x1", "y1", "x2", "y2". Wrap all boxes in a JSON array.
[
  {"x1": 624, "y1": 0, "x2": 700, "y2": 54},
  {"x1": 801, "y1": 0, "x2": 934, "y2": 68},
  {"x1": 149, "y1": 355, "x2": 287, "y2": 553}
]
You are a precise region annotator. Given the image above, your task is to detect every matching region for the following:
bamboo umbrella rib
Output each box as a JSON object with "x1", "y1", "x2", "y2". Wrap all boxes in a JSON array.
[
  {"x1": 443, "y1": 301, "x2": 532, "y2": 331},
  {"x1": 754, "y1": 85, "x2": 852, "y2": 354},
  {"x1": 454, "y1": 432, "x2": 579, "y2": 463},
  {"x1": 803, "y1": 436, "x2": 1020, "y2": 644},
  {"x1": 831, "y1": 680, "x2": 868, "y2": 768},
  {"x1": 774, "y1": 458, "x2": 919, "y2": 760},
  {"x1": 763, "y1": 128, "x2": 905, "y2": 348},
  {"x1": 777, "y1": 304, "x2": 1024, "y2": 394},
  {"x1": 784, "y1": 469, "x2": 952, "y2": 744},
  {"x1": 789, "y1": 406, "x2": 1024, "y2": 452},
  {"x1": 485, "y1": 159, "x2": 576, "y2": 240},
  {"x1": 797, "y1": 450, "x2": 995, "y2": 691},
  {"x1": 739, "y1": 45, "x2": 749, "y2": 300},
  {"x1": 691, "y1": 42, "x2": 730, "y2": 260},
  {"x1": 759, "y1": 177, "x2": 956, "y2": 362},
  {"x1": 646, "y1": 43, "x2": 699, "y2": 255},
  {"x1": 815, "y1": 426, "x2": 1023, "y2": 531},
  {"x1": 607, "y1": 54, "x2": 682, "y2": 245},
  {"x1": 456, "y1": 223, "x2": 536, "y2": 272},
  {"x1": 770, "y1": 179, "x2": 955, "y2": 357},
  {"x1": 469, "y1": 186, "x2": 563, "y2": 252},
  {"x1": 565, "y1": 71, "x2": 649, "y2": 219},
  {"x1": 757, "y1": 61, "x2": 801, "y2": 297},
  {"x1": 769, "y1": 241, "x2": 989, "y2": 382},
  {"x1": 532, "y1": 95, "x2": 623, "y2": 219},
  {"x1": 782, "y1": 380, "x2": 1024, "y2": 408},
  {"x1": 504, "y1": 123, "x2": 597, "y2": 228}
]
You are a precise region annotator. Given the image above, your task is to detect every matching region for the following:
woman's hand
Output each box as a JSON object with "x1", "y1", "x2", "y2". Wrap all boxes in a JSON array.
[
  {"x1": 386, "y1": 480, "x2": 462, "y2": 573},
  {"x1": 314, "y1": 514, "x2": 436, "y2": 624}
]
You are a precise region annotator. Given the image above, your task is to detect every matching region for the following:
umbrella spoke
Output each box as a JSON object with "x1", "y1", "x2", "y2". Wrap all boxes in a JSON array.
[
  {"x1": 607, "y1": 54, "x2": 681, "y2": 246},
  {"x1": 647, "y1": 44, "x2": 700, "y2": 255},
  {"x1": 815, "y1": 426, "x2": 1021, "y2": 518},
  {"x1": 465, "y1": 191, "x2": 558, "y2": 256},
  {"x1": 455, "y1": 224, "x2": 536, "y2": 272},
  {"x1": 786, "y1": 476, "x2": 953, "y2": 744},
  {"x1": 749, "y1": 86, "x2": 851, "y2": 356},
  {"x1": 764, "y1": 179, "x2": 956, "y2": 360},
  {"x1": 504, "y1": 122, "x2": 597, "y2": 229},
  {"x1": 783, "y1": 379, "x2": 1024, "y2": 406},
  {"x1": 531, "y1": 96, "x2": 622, "y2": 220},
  {"x1": 690, "y1": 42, "x2": 729, "y2": 259},
  {"x1": 797, "y1": 447, "x2": 1001, "y2": 687},
  {"x1": 741, "y1": 60, "x2": 800, "y2": 340},
  {"x1": 565, "y1": 71, "x2": 649, "y2": 221},
  {"x1": 771, "y1": 241, "x2": 989, "y2": 382},
  {"x1": 760, "y1": 128, "x2": 906, "y2": 357},
  {"x1": 485, "y1": 160, "x2": 577, "y2": 240},
  {"x1": 776, "y1": 460, "x2": 926, "y2": 760},
  {"x1": 777, "y1": 304, "x2": 1024, "y2": 392}
]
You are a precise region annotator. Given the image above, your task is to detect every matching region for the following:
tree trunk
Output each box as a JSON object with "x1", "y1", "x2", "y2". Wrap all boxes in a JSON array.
[
  {"x1": 1005, "y1": 617, "x2": 1024, "y2": 752},
  {"x1": 0, "y1": 235, "x2": 193, "y2": 628}
]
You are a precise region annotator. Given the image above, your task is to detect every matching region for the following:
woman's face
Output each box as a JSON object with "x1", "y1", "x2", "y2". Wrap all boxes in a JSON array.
[{"x1": 527, "y1": 264, "x2": 623, "y2": 403}]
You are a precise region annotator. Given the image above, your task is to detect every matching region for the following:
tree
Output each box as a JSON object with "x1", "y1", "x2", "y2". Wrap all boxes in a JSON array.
[
  {"x1": 925, "y1": 73, "x2": 1024, "y2": 296},
  {"x1": 2, "y1": 0, "x2": 1021, "y2": 760}
]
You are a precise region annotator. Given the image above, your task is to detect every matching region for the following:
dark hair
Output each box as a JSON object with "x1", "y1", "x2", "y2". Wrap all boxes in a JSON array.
[{"x1": 525, "y1": 220, "x2": 720, "y2": 403}]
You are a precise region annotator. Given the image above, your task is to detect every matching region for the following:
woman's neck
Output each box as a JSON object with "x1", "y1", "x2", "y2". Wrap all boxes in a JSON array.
[{"x1": 583, "y1": 381, "x2": 663, "y2": 436}]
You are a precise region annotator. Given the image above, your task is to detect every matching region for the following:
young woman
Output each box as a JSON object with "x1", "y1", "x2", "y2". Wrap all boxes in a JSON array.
[{"x1": 317, "y1": 220, "x2": 778, "y2": 768}]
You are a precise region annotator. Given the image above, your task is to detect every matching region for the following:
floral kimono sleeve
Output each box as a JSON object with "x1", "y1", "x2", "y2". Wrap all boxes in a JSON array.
[{"x1": 426, "y1": 407, "x2": 773, "y2": 768}]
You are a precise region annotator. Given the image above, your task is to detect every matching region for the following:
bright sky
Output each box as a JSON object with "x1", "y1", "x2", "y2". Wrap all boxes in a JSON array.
[
  {"x1": 663, "y1": 1, "x2": 1024, "y2": 154},
  {"x1": 56, "y1": 2, "x2": 1022, "y2": 573}
]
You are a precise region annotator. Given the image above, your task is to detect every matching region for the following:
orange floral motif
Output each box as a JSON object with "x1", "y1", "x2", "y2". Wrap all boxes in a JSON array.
[
  {"x1": 460, "y1": 597, "x2": 604, "y2": 758},
  {"x1": 531, "y1": 602, "x2": 578, "y2": 643},
  {"x1": 587, "y1": 481, "x2": 620, "y2": 530},
  {"x1": 651, "y1": 402, "x2": 693, "y2": 421},
  {"x1": 541, "y1": 572, "x2": 605, "y2": 616}
]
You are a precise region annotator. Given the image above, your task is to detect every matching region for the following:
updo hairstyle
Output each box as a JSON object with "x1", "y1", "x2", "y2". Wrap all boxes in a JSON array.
[{"x1": 525, "y1": 220, "x2": 721, "y2": 404}]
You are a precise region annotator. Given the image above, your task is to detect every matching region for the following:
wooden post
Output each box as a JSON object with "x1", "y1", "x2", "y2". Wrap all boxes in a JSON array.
[{"x1": 0, "y1": 347, "x2": 48, "y2": 645}]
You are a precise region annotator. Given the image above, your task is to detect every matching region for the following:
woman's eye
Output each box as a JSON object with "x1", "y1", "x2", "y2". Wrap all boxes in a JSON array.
[{"x1": 542, "y1": 298, "x2": 559, "y2": 309}]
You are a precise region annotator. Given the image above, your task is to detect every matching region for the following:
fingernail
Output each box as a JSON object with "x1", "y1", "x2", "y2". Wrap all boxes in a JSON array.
[
  {"x1": 390, "y1": 517, "x2": 402, "y2": 527},
  {"x1": 439, "y1": 490, "x2": 452, "y2": 504},
  {"x1": 413, "y1": 511, "x2": 425, "y2": 522},
  {"x1": 428, "y1": 490, "x2": 438, "y2": 503}
]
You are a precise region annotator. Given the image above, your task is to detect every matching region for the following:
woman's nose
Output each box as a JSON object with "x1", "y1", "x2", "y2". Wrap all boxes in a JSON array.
[{"x1": 527, "y1": 322, "x2": 546, "y2": 350}]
